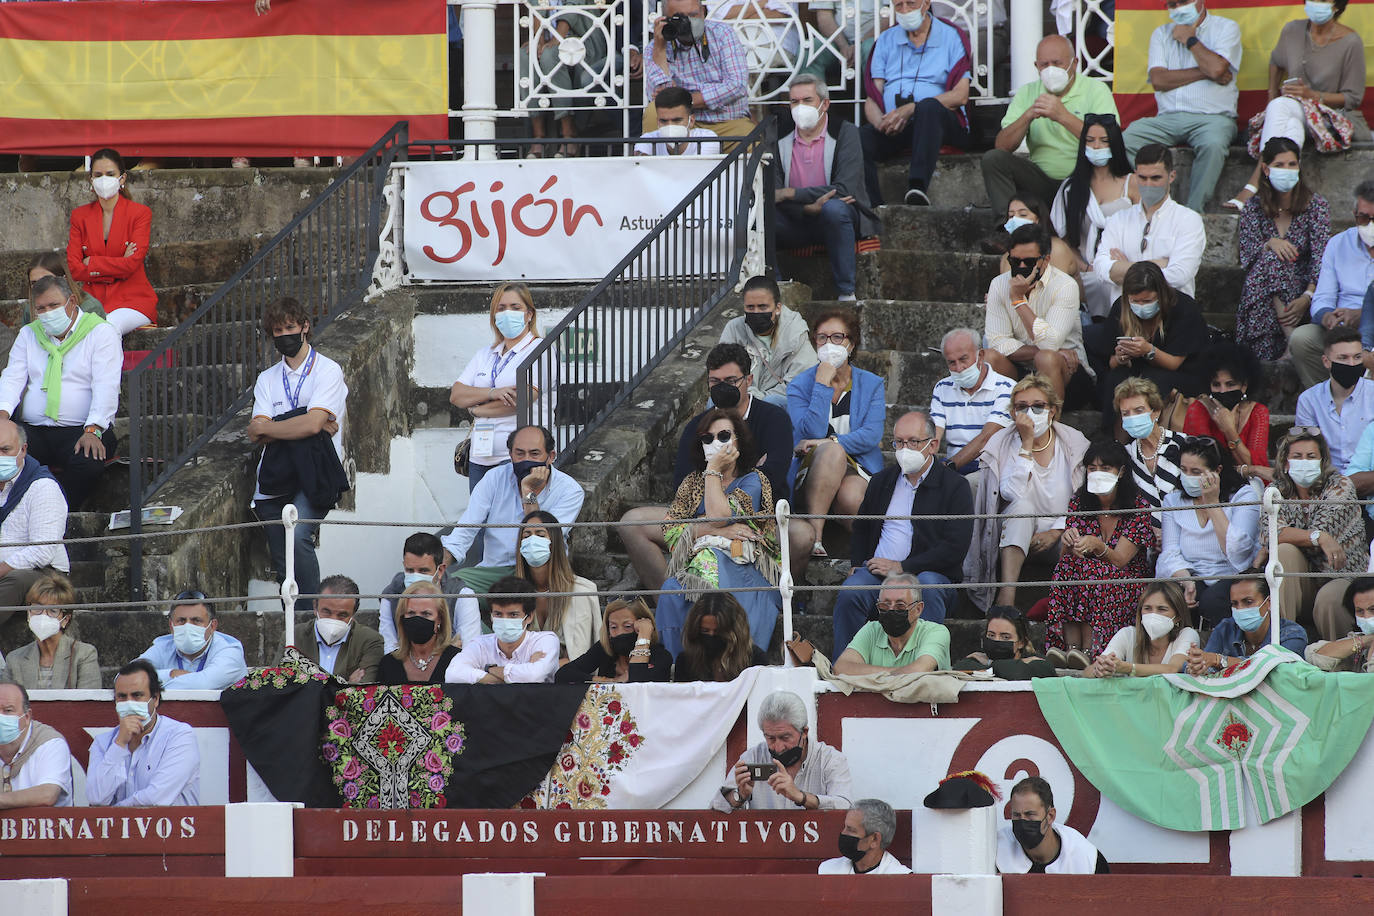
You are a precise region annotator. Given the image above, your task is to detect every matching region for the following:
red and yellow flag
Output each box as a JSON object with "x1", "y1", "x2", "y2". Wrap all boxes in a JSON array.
[
  {"x1": 1113, "y1": 0, "x2": 1374, "y2": 128},
  {"x1": 0, "y1": 0, "x2": 447, "y2": 156}
]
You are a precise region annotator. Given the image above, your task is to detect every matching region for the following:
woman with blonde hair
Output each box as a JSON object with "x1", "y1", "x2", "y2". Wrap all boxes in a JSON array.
[
  {"x1": 513, "y1": 510, "x2": 600, "y2": 660},
  {"x1": 449, "y1": 282, "x2": 548, "y2": 491},
  {"x1": 555, "y1": 598, "x2": 674, "y2": 682},
  {"x1": 5, "y1": 573, "x2": 101, "y2": 689},
  {"x1": 378, "y1": 581, "x2": 459, "y2": 685},
  {"x1": 1085, "y1": 580, "x2": 1200, "y2": 677},
  {"x1": 674, "y1": 593, "x2": 768, "y2": 682}
]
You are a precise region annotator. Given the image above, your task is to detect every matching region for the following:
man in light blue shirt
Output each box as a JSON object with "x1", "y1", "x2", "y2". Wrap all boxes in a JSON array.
[
  {"x1": 441, "y1": 425, "x2": 585, "y2": 598},
  {"x1": 136, "y1": 590, "x2": 248, "y2": 690},
  {"x1": 1294, "y1": 326, "x2": 1374, "y2": 472},
  {"x1": 1290, "y1": 181, "x2": 1374, "y2": 390},
  {"x1": 87, "y1": 659, "x2": 200, "y2": 807}
]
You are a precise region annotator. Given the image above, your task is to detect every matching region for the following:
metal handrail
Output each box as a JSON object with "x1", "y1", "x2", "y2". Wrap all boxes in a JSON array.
[
  {"x1": 126, "y1": 121, "x2": 411, "y2": 601},
  {"x1": 512, "y1": 118, "x2": 776, "y2": 461}
]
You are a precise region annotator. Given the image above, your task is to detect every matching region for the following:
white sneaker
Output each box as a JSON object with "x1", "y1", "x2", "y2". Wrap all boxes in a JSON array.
[{"x1": 838, "y1": 293, "x2": 857, "y2": 302}]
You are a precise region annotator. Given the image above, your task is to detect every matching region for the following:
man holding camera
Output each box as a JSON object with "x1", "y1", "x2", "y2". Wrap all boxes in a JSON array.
[
  {"x1": 644, "y1": 0, "x2": 754, "y2": 141},
  {"x1": 711, "y1": 690, "x2": 852, "y2": 812}
]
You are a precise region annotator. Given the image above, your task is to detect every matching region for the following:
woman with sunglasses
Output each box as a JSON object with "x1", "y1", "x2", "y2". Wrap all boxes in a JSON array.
[
  {"x1": 952, "y1": 606, "x2": 1054, "y2": 680},
  {"x1": 1157, "y1": 437, "x2": 1262, "y2": 626},
  {"x1": 1084, "y1": 580, "x2": 1198, "y2": 678},
  {"x1": 786, "y1": 307, "x2": 885, "y2": 566},
  {"x1": 653, "y1": 409, "x2": 782, "y2": 659},
  {"x1": 1255, "y1": 428, "x2": 1368, "y2": 641},
  {"x1": 1183, "y1": 344, "x2": 1273, "y2": 483},
  {"x1": 1051, "y1": 114, "x2": 1139, "y2": 320},
  {"x1": 1085, "y1": 261, "x2": 1206, "y2": 426}
]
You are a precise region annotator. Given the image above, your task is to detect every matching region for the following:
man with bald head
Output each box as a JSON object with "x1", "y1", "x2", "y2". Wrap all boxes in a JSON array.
[
  {"x1": 982, "y1": 34, "x2": 1118, "y2": 216},
  {"x1": 0, "y1": 419, "x2": 69, "y2": 623},
  {"x1": 830, "y1": 411, "x2": 973, "y2": 653}
]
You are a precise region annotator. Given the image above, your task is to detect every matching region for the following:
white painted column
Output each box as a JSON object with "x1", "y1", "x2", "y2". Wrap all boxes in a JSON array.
[
  {"x1": 461, "y1": 0, "x2": 499, "y2": 160},
  {"x1": 1008, "y1": 0, "x2": 1043, "y2": 94},
  {"x1": 0, "y1": 879, "x2": 67, "y2": 916},
  {"x1": 224, "y1": 802, "x2": 298, "y2": 877},
  {"x1": 913, "y1": 805, "x2": 999, "y2": 875},
  {"x1": 1229, "y1": 807, "x2": 1302, "y2": 877},
  {"x1": 462, "y1": 873, "x2": 540, "y2": 916},
  {"x1": 931, "y1": 875, "x2": 1004, "y2": 916}
]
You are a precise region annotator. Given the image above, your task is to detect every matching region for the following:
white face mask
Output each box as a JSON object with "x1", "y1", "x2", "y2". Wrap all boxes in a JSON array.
[
  {"x1": 817, "y1": 342, "x2": 849, "y2": 368},
  {"x1": 172, "y1": 622, "x2": 209, "y2": 657},
  {"x1": 27, "y1": 613, "x2": 62, "y2": 642},
  {"x1": 658, "y1": 123, "x2": 690, "y2": 139},
  {"x1": 702, "y1": 440, "x2": 730, "y2": 464},
  {"x1": 1084, "y1": 145, "x2": 1113, "y2": 167},
  {"x1": 1359, "y1": 222, "x2": 1374, "y2": 249},
  {"x1": 316, "y1": 617, "x2": 350, "y2": 647},
  {"x1": 38, "y1": 306, "x2": 73, "y2": 339},
  {"x1": 1287, "y1": 458, "x2": 1322, "y2": 488},
  {"x1": 492, "y1": 617, "x2": 526, "y2": 643},
  {"x1": 1039, "y1": 66, "x2": 1071, "y2": 94},
  {"x1": 896, "y1": 9, "x2": 925, "y2": 30},
  {"x1": 1028, "y1": 406, "x2": 1051, "y2": 438},
  {"x1": 1140, "y1": 612, "x2": 1175, "y2": 641},
  {"x1": 92, "y1": 175, "x2": 122, "y2": 200},
  {"x1": 1086, "y1": 470, "x2": 1119, "y2": 494},
  {"x1": 792, "y1": 104, "x2": 822, "y2": 131},
  {"x1": 950, "y1": 361, "x2": 982, "y2": 389},
  {"x1": 1180, "y1": 473, "x2": 1204, "y2": 498},
  {"x1": 1357, "y1": 615, "x2": 1374, "y2": 636},
  {"x1": 896, "y1": 445, "x2": 928, "y2": 475}
]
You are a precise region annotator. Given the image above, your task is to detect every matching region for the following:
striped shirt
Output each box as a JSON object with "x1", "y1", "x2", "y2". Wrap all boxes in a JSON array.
[
  {"x1": 1146, "y1": 13, "x2": 1241, "y2": 116},
  {"x1": 930, "y1": 367, "x2": 1013, "y2": 466},
  {"x1": 1127, "y1": 428, "x2": 1182, "y2": 526}
]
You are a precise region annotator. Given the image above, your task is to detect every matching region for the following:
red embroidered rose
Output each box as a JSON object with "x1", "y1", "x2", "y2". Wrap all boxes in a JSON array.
[
  {"x1": 578, "y1": 779, "x2": 594, "y2": 799},
  {"x1": 602, "y1": 716, "x2": 614, "y2": 725},
  {"x1": 519, "y1": 796, "x2": 537, "y2": 809},
  {"x1": 620, "y1": 720, "x2": 634, "y2": 735},
  {"x1": 561, "y1": 753, "x2": 576, "y2": 772},
  {"x1": 556, "y1": 802, "x2": 572, "y2": 810},
  {"x1": 1221, "y1": 723, "x2": 1251, "y2": 748},
  {"x1": 377, "y1": 722, "x2": 407, "y2": 757},
  {"x1": 607, "y1": 742, "x2": 624, "y2": 764},
  {"x1": 627, "y1": 734, "x2": 642, "y2": 747},
  {"x1": 601, "y1": 784, "x2": 611, "y2": 796},
  {"x1": 607, "y1": 700, "x2": 622, "y2": 714}
]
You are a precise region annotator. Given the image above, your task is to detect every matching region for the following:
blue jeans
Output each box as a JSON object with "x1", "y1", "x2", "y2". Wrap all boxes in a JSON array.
[
  {"x1": 832, "y1": 567, "x2": 950, "y2": 655},
  {"x1": 467, "y1": 458, "x2": 508, "y2": 493},
  {"x1": 859, "y1": 98, "x2": 970, "y2": 204},
  {"x1": 254, "y1": 489, "x2": 325, "y2": 612},
  {"x1": 775, "y1": 198, "x2": 858, "y2": 296}
]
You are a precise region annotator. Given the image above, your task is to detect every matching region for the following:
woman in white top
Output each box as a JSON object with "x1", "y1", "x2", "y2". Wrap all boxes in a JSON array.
[
  {"x1": 1051, "y1": 114, "x2": 1139, "y2": 320},
  {"x1": 1085, "y1": 580, "x2": 1199, "y2": 677},
  {"x1": 450, "y1": 283, "x2": 546, "y2": 491},
  {"x1": 1158, "y1": 437, "x2": 1262, "y2": 627},
  {"x1": 512, "y1": 510, "x2": 600, "y2": 661}
]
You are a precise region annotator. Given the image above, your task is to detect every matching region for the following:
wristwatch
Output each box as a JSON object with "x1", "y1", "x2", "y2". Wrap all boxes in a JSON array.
[
  {"x1": 1310, "y1": 529, "x2": 1323, "y2": 546},
  {"x1": 1185, "y1": 36, "x2": 1199, "y2": 49}
]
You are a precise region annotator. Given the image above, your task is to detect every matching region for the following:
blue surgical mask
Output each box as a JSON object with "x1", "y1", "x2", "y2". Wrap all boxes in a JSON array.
[
  {"x1": 520, "y1": 535, "x2": 552, "y2": 567},
  {"x1": 115, "y1": 700, "x2": 151, "y2": 725},
  {"x1": 492, "y1": 617, "x2": 526, "y2": 643},
  {"x1": 1305, "y1": 1, "x2": 1334, "y2": 25},
  {"x1": 1180, "y1": 473, "x2": 1204, "y2": 498},
  {"x1": 173, "y1": 622, "x2": 209, "y2": 657},
  {"x1": 1232, "y1": 600, "x2": 1268, "y2": 633},
  {"x1": 1004, "y1": 216, "x2": 1033, "y2": 234},
  {"x1": 1357, "y1": 616, "x2": 1374, "y2": 636},
  {"x1": 495, "y1": 310, "x2": 527, "y2": 340},
  {"x1": 0, "y1": 456, "x2": 19, "y2": 482},
  {"x1": 1169, "y1": 2, "x2": 1199, "y2": 26},
  {"x1": 1268, "y1": 167, "x2": 1300, "y2": 193},
  {"x1": 951, "y1": 362, "x2": 982, "y2": 389},
  {"x1": 38, "y1": 306, "x2": 73, "y2": 339},
  {"x1": 1122, "y1": 413, "x2": 1155, "y2": 440},
  {"x1": 1129, "y1": 299, "x2": 1160, "y2": 320},
  {"x1": 403, "y1": 571, "x2": 435, "y2": 588},
  {"x1": 0, "y1": 713, "x2": 21, "y2": 745},
  {"x1": 1084, "y1": 146, "x2": 1113, "y2": 167},
  {"x1": 896, "y1": 9, "x2": 925, "y2": 30}
]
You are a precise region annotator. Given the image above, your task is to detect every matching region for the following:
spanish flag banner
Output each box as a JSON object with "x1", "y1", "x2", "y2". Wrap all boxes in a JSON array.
[
  {"x1": 1113, "y1": 0, "x2": 1374, "y2": 129},
  {"x1": 0, "y1": 0, "x2": 446, "y2": 157}
]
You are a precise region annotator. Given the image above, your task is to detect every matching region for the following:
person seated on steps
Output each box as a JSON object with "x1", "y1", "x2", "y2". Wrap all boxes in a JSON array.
[
  {"x1": 930, "y1": 327, "x2": 1014, "y2": 507},
  {"x1": 832, "y1": 572, "x2": 951, "y2": 676},
  {"x1": 1115, "y1": 377, "x2": 1184, "y2": 527},
  {"x1": 1295, "y1": 325, "x2": 1374, "y2": 472},
  {"x1": 952, "y1": 605, "x2": 1055, "y2": 680},
  {"x1": 0, "y1": 419, "x2": 70, "y2": 625},
  {"x1": 991, "y1": 193, "x2": 1082, "y2": 298},
  {"x1": 1079, "y1": 580, "x2": 1199, "y2": 677},
  {"x1": 672, "y1": 592, "x2": 770, "y2": 681},
  {"x1": 634, "y1": 86, "x2": 722, "y2": 157},
  {"x1": 378, "y1": 532, "x2": 469, "y2": 655},
  {"x1": 719, "y1": 276, "x2": 817, "y2": 409}
]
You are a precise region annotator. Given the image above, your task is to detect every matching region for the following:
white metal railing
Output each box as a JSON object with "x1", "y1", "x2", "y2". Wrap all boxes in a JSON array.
[{"x1": 1074, "y1": 0, "x2": 1114, "y2": 85}]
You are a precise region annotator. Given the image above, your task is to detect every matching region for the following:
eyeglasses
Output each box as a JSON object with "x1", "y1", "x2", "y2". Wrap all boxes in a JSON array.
[
  {"x1": 1287, "y1": 426, "x2": 1322, "y2": 438},
  {"x1": 1013, "y1": 402, "x2": 1050, "y2": 413},
  {"x1": 699, "y1": 430, "x2": 734, "y2": 446},
  {"x1": 708, "y1": 375, "x2": 744, "y2": 388},
  {"x1": 893, "y1": 436, "x2": 934, "y2": 449},
  {"x1": 814, "y1": 332, "x2": 850, "y2": 345},
  {"x1": 174, "y1": 589, "x2": 208, "y2": 602},
  {"x1": 1356, "y1": 212, "x2": 1374, "y2": 226},
  {"x1": 876, "y1": 602, "x2": 914, "y2": 613}
]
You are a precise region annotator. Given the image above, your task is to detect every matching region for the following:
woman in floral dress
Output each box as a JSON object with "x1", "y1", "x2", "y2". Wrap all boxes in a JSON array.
[{"x1": 1047, "y1": 440, "x2": 1158, "y2": 658}]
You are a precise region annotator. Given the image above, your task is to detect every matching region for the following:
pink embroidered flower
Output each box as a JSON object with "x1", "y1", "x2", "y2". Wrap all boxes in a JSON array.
[
  {"x1": 428, "y1": 773, "x2": 445, "y2": 793},
  {"x1": 322, "y1": 743, "x2": 340, "y2": 762},
  {"x1": 343, "y1": 781, "x2": 360, "y2": 800},
  {"x1": 401, "y1": 692, "x2": 414, "y2": 708},
  {"x1": 560, "y1": 753, "x2": 576, "y2": 772},
  {"x1": 366, "y1": 797, "x2": 380, "y2": 809},
  {"x1": 445, "y1": 733, "x2": 463, "y2": 753},
  {"x1": 619, "y1": 721, "x2": 634, "y2": 735},
  {"x1": 329, "y1": 719, "x2": 353, "y2": 739},
  {"x1": 576, "y1": 713, "x2": 591, "y2": 729},
  {"x1": 627, "y1": 734, "x2": 642, "y2": 748},
  {"x1": 410, "y1": 791, "x2": 422, "y2": 807},
  {"x1": 363, "y1": 696, "x2": 376, "y2": 713},
  {"x1": 430, "y1": 711, "x2": 451, "y2": 730},
  {"x1": 577, "y1": 779, "x2": 594, "y2": 799},
  {"x1": 341, "y1": 757, "x2": 363, "y2": 780},
  {"x1": 424, "y1": 751, "x2": 444, "y2": 773}
]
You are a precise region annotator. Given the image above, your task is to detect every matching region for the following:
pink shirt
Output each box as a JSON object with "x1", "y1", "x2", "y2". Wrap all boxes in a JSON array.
[{"x1": 788, "y1": 117, "x2": 828, "y2": 190}]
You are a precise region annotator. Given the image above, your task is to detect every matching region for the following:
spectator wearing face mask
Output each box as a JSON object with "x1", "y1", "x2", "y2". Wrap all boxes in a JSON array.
[
  {"x1": 1306, "y1": 577, "x2": 1374, "y2": 673},
  {"x1": 513, "y1": 510, "x2": 600, "y2": 661},
  {"x1": 713, "y1": 690, "x2": 852, "y2": 812},
  {"x1": 136, "y1": 591, "x2": 248, "y2": 691},
  {"x1": 445, "y1": 576, "x2": 560, "y2": 684},
  {"x1": 999, "y1": 776, "x2": 1109, "y2": 874},
  {"x1": 952, "y1": 605, "x2": 1054, "y2": 679},
  {"x1": 833, "y1": 573, "x2": 951, "y2": 675},
  {"x1": 292, "y1": 575, "x2": 383, "y2": 684},
  {"x1": 86, "y1": 659, "x2": 199, "y2": 807},
  {"x1": 1115, "y1": 376, "x2": 1184, "y2": 523},
  {"x1": 378, "y1": 532, "x2": 468, "y2": 655},
  {"x1": 994, "y1": 193, "x2": 1082, "y2": 291},
  {"x1": 379, "y1": 582, "x2": 459, "y2": 686},
  {"x1": 633, "y1": 86, "x2": 721, "y2": 156},
  {"x1": 1255, "y1": 429, "x2": 1367, "y2": 641},
  {"x1": 672, "y1": 593, "x2": 768, "y2": 681},
  {"x1": 4, "y1": 573, "x2": 100, "y2": 690},
  {"x1": 1186, "y1": 575, "x2": 1308, "y2": 676},
  {"x1": 719, "y1": 276, "x2": 817, "y2": 408},
  {"x1": 1183, "y1": 345, "x2": 1272, "y2": 482},
  {"x1": 930, "y1": 327, "x2": 1013, "y2": 505},
  {"x1": 555, "y1": 598, "x2": 673, "y2": 683},
  {"x1": 1083, "y1": 581, "x2": 1199, "y2": 678},
  {"x1": 643, "y1": 0, "x2": 753, "y2": 140},
  {"x1": 1295, "y1": 326, "x2": 1374, "y2": 472},
  {"x1": 819, "y1": 798, "x2": 911, "y2": 874}
]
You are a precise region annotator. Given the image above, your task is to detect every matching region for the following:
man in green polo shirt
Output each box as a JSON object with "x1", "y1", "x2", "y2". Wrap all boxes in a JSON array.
[
  {"x1": 981, "y1": 35, "x2": 1119, "y2": 216},
  {"x1": 833, "y1": 572, "x2": 950, "y2": 674}
]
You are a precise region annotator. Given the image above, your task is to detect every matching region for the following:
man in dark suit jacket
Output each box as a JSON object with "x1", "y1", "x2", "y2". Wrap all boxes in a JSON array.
[
  {"x1": 293, "y1": 574, "x2": 384, "y2": 683},
  {"x1": 832, "y1": 411, "x2": 973, "y2": 654}
]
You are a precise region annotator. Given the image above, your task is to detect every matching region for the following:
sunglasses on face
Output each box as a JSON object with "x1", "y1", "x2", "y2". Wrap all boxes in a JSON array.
[
  {"x1": 1007, "y1": 256, "x2": 1040, "y2": 271},
  {"x1": 699, "y1": 430, "x2": 734, "y2": 446},
  {"x1": 174, "y1": 589, "x2": 208, "y2": 602}
]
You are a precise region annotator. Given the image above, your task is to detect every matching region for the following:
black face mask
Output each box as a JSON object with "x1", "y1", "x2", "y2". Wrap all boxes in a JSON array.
[
  {"x1": 837, "y1": 833, "x2": 865, "y2": 863},
  {"x1": 512, "y1": 459, "x2": 545, "y2": 483},
  {"x1": 609, "y1": 633, "x2": 638, "y2": 657},
  {"x1": 1331, "y1": 361, "x2": 1364, "y2": 390},
  {"x1": 1012, "y1": 818, "x2": 1046, "y2": 851},
  {"x1": 709, "y1": 381, "x2": 741, "y2": 410},
  {"x1": 877, "y1": 610, "x2": 910, "y2": 638},
  {"x1": 1213, "y1": 389, "x2": 1245, "y2": 410},
  {"x1": 744, "y1": 311, "x2": 776, "y2": 335},
  {"x1": 273, "y1": 332, "x2": 304, "y2": 358},
  {"x1": 401, "y1": 615, "x2": 436, "y2": 645},
  {"x1": 770, "y1": 740, "x2": 804, "y2": 769},
  {"x1": 697, "y1": 633, "x2": 726, "y2": 655},
  {"x1": 982, "y1": 636, "x2": 1017, "y2": 661}
]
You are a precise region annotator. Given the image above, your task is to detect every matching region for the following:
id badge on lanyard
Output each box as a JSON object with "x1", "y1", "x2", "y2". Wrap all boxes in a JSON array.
[{"x1": 474, "y1": 346, "x2": 519, "y2": 459}]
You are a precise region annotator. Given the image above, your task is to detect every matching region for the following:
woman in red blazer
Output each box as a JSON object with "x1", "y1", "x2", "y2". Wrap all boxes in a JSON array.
[{"x1": 67, "y1": 148, "x2": 158, "y2": 336}]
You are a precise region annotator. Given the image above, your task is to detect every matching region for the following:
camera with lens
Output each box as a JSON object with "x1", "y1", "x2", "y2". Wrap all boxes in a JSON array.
[
  {"x1": 661, "y1": 12, "x2": 698, "y2": 46},
  {"x1": 894, "y1": 93, "x2": 915, "y2": 109}
]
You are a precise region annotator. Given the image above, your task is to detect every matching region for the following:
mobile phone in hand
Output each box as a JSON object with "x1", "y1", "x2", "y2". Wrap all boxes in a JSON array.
[{"x1": 746, "y1": 762, "x2": 777, "y2": 782}]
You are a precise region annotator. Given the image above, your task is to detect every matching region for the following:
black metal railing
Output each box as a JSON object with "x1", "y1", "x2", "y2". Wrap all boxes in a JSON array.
[
  {"x1": 448, "y1": 120, "x2": 776, "y2": 460},
  {"x1": 126, "y1": 121, "x2": 409, "y2": 599}
]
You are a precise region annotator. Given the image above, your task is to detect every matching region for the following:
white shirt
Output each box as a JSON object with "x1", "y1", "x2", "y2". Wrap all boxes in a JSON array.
[
  {"x1": 633, "y1": 128, "x2": 721, "y2": 157},
  {"x1": 250, "y1": 346, "x2": 348, "y2": 501},
  {"x1": 4, "y1": 723, "x2": 72, "y2": 806},
  {"x1": 1093, "y1": 197, "x2": 1206, "y2": 302},
  {"x1": 1147, "y1": 14, "x2": 1241, "y2": 116},
  {"x1": 984, "y1": 265, "x2": 1090, "y2": 375},
  {"x1": 1102, "y1": 624, "x2": 1201, "y2": 667},
  {"x1": 930, "y1": 366, "x2": 1014, "y2": 459},
  {"x1": 455, "y1": 334, "x2": 546, "y2": 468},
  {"x1": 0, "y1": 473, "x2": 70, "y2": 572},
  {"x1": 85, "y1": 714, "x2": 200, "y2": 807},
  {"x1": 444, "y1": 630, "x2": 561, "y2": 684},
  {"x1": 316, "y1": 622, "x2": 343, "y2": 674},
  {"x1": 0, "y1": 321, "x2": 122, "y2": 429},
  {"x1": 1157, "y1": 485, "x2": 1261, "y2": 582},
  {"x1": 818, "y1": 851, "x2": 911, "y2": 875}
]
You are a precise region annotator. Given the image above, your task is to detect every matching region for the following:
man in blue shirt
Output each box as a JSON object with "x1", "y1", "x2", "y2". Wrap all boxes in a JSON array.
[
  {"x1": 137, "y1": 590, "x2": 248, "y2": 690},
  {"x1": 87, "y1": 659, "x2": 200, "y2": 806},
  {"x1": 859, "y1": 0, "x2": 970, "y2": 206},
  {"x1": 1288, "y1": 180, "x2": 1374, "y2": 390},
  {"x1": 1187, "y1": 575, "x2": 1307, "y2": 674},
  {"x1": 441, "y1": 425, "x2": 585, "y2": 599},
  {"x1": 1294, "y1": 326, "x2": 1374, "y2": 472}
]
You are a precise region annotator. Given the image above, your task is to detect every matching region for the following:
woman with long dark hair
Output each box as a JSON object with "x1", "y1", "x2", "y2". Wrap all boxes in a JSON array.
[
  {"x1": 1084, "y1": 581, "x2": 1199, "y2": 677},
  {"x1": 1184, "y1": 345, "x2": 1272, "y2": 481},
  {"x1": 513, "y1": 510, "x2": 599, "y2": 661},
  {"x1": 998, "y1": 192, "x2": 1081, "y2": 288},
  {"x1": 1051, "y1": 113, "x2": 1138, "y2": 320},
  {"x1": 952, "y1": 606, "x2": 1054, "y2": 679},
  {"x1": 673, "y1": 592, "x2": 768, "y2": 682}
]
